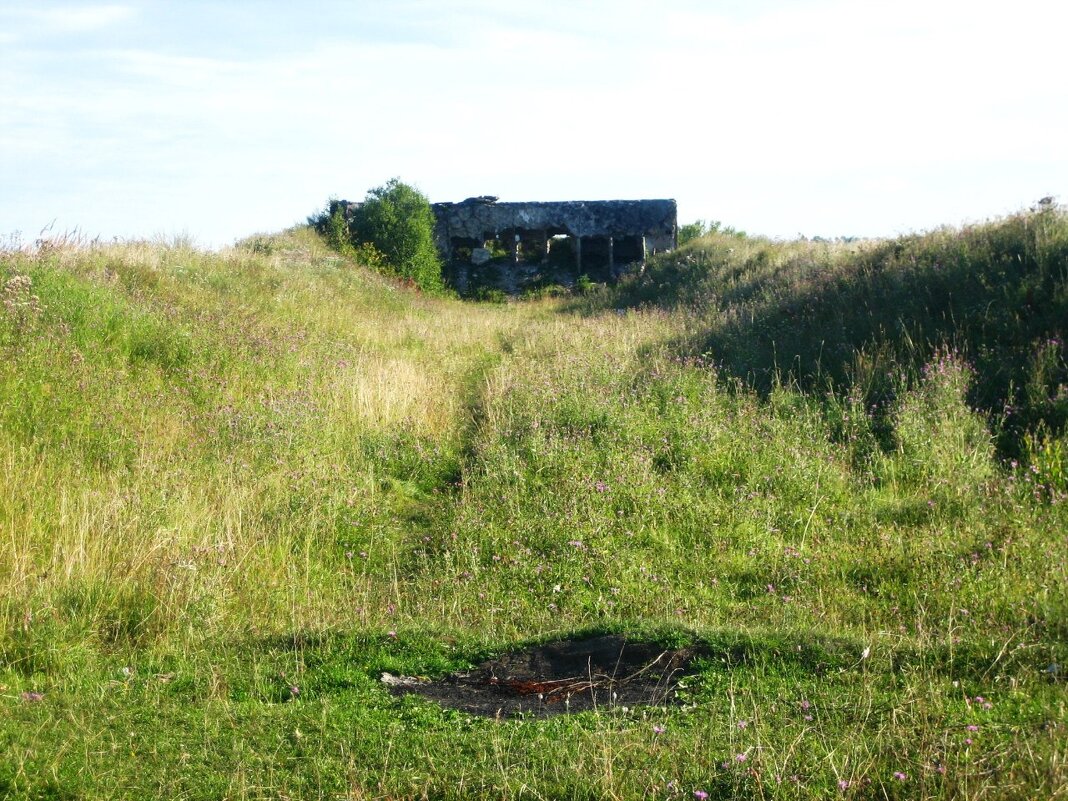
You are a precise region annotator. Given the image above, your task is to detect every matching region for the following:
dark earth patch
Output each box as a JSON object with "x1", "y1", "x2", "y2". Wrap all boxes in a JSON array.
[{"x1": 383, "y1": 635, "x2": 698, "y2": 718}]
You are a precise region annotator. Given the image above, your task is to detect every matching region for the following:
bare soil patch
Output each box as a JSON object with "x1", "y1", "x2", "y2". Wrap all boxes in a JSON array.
[{"x1": 383, "y1": 635, "x2": 699, "y2": 718}]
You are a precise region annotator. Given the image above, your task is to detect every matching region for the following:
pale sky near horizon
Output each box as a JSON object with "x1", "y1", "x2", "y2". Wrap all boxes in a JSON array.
[{"x1": 2, "y1": 0, "x2": 1066, "y2": 248}]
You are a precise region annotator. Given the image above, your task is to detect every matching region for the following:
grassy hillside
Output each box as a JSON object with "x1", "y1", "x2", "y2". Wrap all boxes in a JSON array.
[
  {"x1": 613, "y1": 206, "x2": 1068, "y2": 462},
  {"x1": 0, "y1": 223, "x2": 1065, "y2": 799}
]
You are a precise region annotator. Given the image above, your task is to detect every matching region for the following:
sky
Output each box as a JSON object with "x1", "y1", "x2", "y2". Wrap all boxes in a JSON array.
[{"x1": 2, "y1": 0, "x2": 1067, "y2": 248}]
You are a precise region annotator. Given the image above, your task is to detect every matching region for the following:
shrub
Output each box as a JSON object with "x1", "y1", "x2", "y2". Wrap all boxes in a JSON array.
[
  {"x1": 350, "y1": 179, "x2": 443, "y2": 292},
  {"x1": 309, "y1": 186, "x2": 442, "y2": 291},
  {"x1": 574, "y1": 274, "x2": 597, "y2": 295},
  {"x1": 324, "y1": 205, "x2": 354, "y2": 254}
]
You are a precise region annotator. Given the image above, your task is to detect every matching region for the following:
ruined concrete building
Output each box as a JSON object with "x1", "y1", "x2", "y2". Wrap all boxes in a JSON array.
[{"x1": 432, "y1": 197, "x2": 678, "y2": 274}]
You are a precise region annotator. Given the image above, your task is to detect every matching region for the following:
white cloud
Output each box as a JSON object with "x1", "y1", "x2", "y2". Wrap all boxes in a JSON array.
[
  {"x1": 51, "y1": 4, "x2": 134, "y2": 32},
  {"x1": 1, "y1": 3, "x2": 135, "y2": 35}
]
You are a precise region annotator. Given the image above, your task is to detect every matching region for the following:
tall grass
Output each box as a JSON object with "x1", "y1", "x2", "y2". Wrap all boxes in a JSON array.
[
  {"x1": 613, "y1": 206, "x2": 1068, "y2": 462},
  {"x1": 0, "y1": 222, "x2": 1065, "y2": 799}
]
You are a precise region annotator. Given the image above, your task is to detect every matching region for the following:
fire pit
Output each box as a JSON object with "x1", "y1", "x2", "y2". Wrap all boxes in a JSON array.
[{"x1": 382, "y1": 635, "x2": 698, "y2": 718}]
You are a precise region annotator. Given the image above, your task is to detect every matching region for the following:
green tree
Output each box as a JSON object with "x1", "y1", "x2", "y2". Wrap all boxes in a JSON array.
[{"x1": 351, "y1": 179, "x2": 443, "y2": 291}]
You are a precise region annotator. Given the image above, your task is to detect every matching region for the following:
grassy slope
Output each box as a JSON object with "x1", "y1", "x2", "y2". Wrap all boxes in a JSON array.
[
  {"x1": 613, "y1": 207, "x2": 1068, "y2": 459},
  {"x1": 0, "y1": 224, "x2": 1065, "y2": 799}
]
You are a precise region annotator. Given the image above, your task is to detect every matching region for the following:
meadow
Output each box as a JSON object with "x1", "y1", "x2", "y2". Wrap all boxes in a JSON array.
[{"x1": 0, "y1": 212, "x2": 1065, "y2": 799}]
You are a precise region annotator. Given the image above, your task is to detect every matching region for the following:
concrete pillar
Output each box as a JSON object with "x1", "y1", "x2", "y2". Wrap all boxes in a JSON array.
[
  {"x1": 608, "y1": 236, "x2": 615, "y2": 275},
  {"x1": 641, "y1": 235, "x2": 647, "y2": 262},
  {"x1": 513, "y1": 232, "x2": 520, "y2": 266},
  {"x1": 575, "y1": 236, "x2": 583, "y2": 273}
]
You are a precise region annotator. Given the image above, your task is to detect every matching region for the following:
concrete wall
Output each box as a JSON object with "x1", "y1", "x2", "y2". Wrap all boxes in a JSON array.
[{"x1": 431, "y1": 198, "x2": 678, "y2": 271}]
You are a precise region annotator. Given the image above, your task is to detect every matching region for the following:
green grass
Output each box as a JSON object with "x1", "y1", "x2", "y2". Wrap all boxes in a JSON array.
[
  {"x1": 0, "y1": 220, "x2": 1065, "y2": 799},
  {"x1": 610, "y1": 207, "x2": 1068, "y2": 461}
]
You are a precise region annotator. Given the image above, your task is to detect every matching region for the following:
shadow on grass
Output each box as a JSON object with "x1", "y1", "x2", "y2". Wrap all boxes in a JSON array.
[
  {"x1": 242, "y1": 624, "x2": 1058, "y2": 713},
  {"x1": 571, "y1": 209, "x2": 1068, "y2": 456}
]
